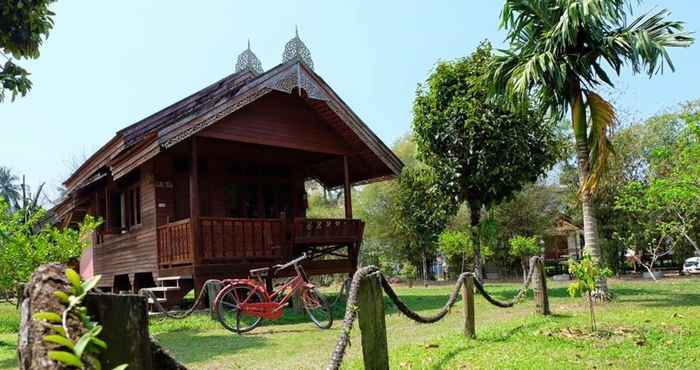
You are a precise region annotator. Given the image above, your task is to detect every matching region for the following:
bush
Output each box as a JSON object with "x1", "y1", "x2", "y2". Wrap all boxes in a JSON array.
[{"x1": 0, "y1": 197, "x2": 99, "y2": 296}]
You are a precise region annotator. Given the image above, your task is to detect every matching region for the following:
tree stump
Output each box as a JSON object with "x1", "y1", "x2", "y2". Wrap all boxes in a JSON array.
[
  {"x1": 18, "y1": 264, "x2": 186, "y2": 369},
  {"x1": 17, "y1": 264, "x2": 80, "y2": 370},
  {"x1": 84, "y1": 293, "x2": 153, "y2": 369}
]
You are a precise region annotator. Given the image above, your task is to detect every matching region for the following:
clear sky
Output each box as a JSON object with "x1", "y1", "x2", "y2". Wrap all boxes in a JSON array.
[{"x1": 1, "y1": 1, "x2": 698, "y2": 201}]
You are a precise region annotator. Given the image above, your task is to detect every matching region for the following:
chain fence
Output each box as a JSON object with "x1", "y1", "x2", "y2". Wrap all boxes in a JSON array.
[{"x1": 326, "y1": 256, "x2": 544, "y2": 370}]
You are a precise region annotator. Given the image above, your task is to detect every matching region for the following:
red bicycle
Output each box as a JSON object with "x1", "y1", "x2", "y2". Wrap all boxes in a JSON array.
[{"x1": 214, "y1": 253, "x2": 333, "y2": 333}]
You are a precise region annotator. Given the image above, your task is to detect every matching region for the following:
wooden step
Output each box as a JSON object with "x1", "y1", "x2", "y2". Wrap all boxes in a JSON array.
[
  {"x1": 147, "y1": 297, "x2": 168, "y2": 304},
  {"x1": 144, "y1": 286, "x2": 181, "y2": 292},
  {"x1": 145, "y1": 276, "x2": 194, "y2": 310},
  {"x1": 156, "y1": 275, "x2": 192, "y2": 281}
]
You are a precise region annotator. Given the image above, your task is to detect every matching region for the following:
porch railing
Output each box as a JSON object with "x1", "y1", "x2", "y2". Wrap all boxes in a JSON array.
[
  {"x1": 156, "y1": 216, "x2": 365, "y2": 267},
  {"x1": 200, "y1": 217, "x2": 284, "y2": 262},
  {"x1": 156, "y1": 218, "x2": 193, "y2": 267},
  {"x1": 292, "y1": 218, "x2": 364, "y2": 245}
]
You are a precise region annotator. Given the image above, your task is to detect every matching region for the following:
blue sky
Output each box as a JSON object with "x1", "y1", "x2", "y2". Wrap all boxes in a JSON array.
[{"x1": 1, "y1": 1, "x2": 698, "y2": 200}]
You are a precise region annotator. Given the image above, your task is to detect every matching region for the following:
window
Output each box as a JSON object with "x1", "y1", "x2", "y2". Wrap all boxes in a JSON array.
[
  {"x1": 126, "y1": 186, "x2": 141, "y2": 228},
  {"x1": 109, "y1": 191, "x2": 122, "y2": 230},
  {"x1": 106, "y1": 185, "x2": 141, "y2": 232}
]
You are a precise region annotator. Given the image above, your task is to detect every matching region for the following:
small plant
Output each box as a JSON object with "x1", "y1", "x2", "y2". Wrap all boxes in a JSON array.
[
  {"x1": 568, "y1": 253, "x2": 612, "y2": 331},
  {"x1": 400, "y1": 264, "x2": 418, "y2": 288},
  {"x1": 33, "y1": 268, "x2": 127, "y2": 369}
]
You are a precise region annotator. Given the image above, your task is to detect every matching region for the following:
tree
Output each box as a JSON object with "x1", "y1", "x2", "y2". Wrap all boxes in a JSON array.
[
  {"x1": 438, "y1": 230, "x2": 473, "y2": 274},
  {"x1": 349, "y1": 135, "x2": 418, "y2": 273},
  {"x1": 0, "y1": 0, "x2": 56, "y2": 101},
  {"x1": 568, "y1": 253, "x2": 612, "y2": 331},
  {"x1": 0, "y1": 167, "x2": 20, "y2": 208},
  {"x1": 393, "y1": 166, "x2": 457, "y2": 286},
  {"x1": 509, "y1": 235, "x2": 541, "y2": 284},
  {"x1": 560, "y1": 100, "x2": 700, "y2": 273},
  {"x1": 0, "y1": 197, "x2": 98, "y2": 298},
  {"x1": 413, "y1": 42, "x2": 562, "y2": 281},
  {"x1": 492, "y1": 0, "x2": 693, "y2": 298}
]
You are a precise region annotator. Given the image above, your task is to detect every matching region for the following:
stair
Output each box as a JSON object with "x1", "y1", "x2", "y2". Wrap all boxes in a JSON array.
[{"x1": 143, "y1": 275, "x2": 194, "y2": 310}]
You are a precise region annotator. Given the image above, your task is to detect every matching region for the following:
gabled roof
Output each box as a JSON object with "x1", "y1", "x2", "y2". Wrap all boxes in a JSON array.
[{"x1": 62, "y1": 61, "x2": 402, "y2": 194}]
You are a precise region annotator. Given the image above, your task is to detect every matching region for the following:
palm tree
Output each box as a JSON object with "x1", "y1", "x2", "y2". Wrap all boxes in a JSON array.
[
  {"x1": 0, "y1": 167, "x2": 20, "y2": 208},
  {"x1": 491, "y1": 0, "x2": 693, "y2": 299}
]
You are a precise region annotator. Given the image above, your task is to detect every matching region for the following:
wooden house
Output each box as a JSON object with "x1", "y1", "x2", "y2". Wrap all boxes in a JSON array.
[
  {"x1": 53, "y1": 34, "x2": 402, "y2": 304},
  {"x1": 543, "y1": 215, "x2": 584, "y2": 262}
]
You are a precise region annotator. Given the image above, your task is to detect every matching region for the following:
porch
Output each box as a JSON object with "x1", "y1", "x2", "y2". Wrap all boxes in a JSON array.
[{"x1": 156, "y1": 216, "x2": 364, "y2": 273}]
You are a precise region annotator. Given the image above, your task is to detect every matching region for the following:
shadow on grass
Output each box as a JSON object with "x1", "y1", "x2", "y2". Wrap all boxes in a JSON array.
[
  {"x1": 154, "y1": 330, "x2": 268, "y2": 363},
  {"x1": 428, "y1": 315, "x2": 570, "y2": 370}
]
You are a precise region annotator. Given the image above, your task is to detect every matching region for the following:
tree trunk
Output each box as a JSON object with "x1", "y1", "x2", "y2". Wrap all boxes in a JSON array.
[
  {"x1": 570, "y1": 89, "x2": 609, "y2": 301},
  {"x1": 469, "y1": 200, "x2": 483, "y2": 283},
  {"x1": 521, "y1": 257, "x2": 528, "y2": 285},
  {"x1": 422, "y1": 251, "x2": 429, "y2": 287}
]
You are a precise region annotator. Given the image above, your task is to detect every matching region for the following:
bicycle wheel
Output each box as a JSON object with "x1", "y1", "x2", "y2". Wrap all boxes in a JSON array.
[
  {"x1": 303, "y1": 287, "x2": 333, "y2": 329},
  {"x1": 216, "y1": 284, "x2": 264, "y2": 334}
]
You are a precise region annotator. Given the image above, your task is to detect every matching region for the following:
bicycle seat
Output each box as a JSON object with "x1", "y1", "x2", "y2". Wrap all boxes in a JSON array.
[{"x1": 249, "y1": 267, "x2": 271, "y2": 277}]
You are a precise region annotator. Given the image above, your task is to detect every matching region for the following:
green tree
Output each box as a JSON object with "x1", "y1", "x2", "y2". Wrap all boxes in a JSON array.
[
  {"x1": 393, "y1": 166, "x2": 457, "y2": 285},
  {"x1": 413, "y1": 42, "x2": 561, "y2": 281},
  {"x1": 509, "y1": 235, "x2": 541, "y2": 284},
  {"x1": 438, "y1": 230, "x2": 473, "y2": 274},
  {"x1": 568, "y1": 253, "x2": 612, "y2": 331},
  {"x1": 492, "y1": 0, "x2": 693, "y2": 297},
  {"x1": 0, "y1": 0, "x2": 56, "y2": 101},
  {"x1": 0, "y1": 167, "x2": 20, "y2": 208},
  {"x1": 350, "y1": 135, "x2": 418, "y2": 273},
  {"x1": 0, "y1": 197, "x2": 99, "y2": 297}
]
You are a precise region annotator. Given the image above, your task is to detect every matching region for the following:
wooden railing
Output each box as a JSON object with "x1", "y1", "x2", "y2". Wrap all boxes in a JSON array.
[
  {"x1": 292, "y1": 218, "x2": 364, "y2": 245},
  {"x1": 156, "y1": 218, "x2": 193, "y2": 267},
  {"x1": 157, "y1": 217, "x2": 365, "y2": 267},
  {"x1": 200, "y1": 217, "x2": 284, "y2": 262}
]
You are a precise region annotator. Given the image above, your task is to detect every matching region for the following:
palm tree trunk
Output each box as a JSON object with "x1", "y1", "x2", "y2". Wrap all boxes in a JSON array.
[{"x1": 571, "y1": 88, "x2": 610, "y2": 301}]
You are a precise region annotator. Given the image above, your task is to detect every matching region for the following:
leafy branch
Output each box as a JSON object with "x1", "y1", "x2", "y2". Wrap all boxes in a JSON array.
[{"x1": 33, "y1": 268, "x2": 127, "y2": 370}]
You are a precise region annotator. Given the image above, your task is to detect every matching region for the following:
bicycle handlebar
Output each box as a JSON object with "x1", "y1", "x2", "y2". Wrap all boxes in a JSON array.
[{"x1": 273, "y1": 253, "x2": 308, "y2": 274}]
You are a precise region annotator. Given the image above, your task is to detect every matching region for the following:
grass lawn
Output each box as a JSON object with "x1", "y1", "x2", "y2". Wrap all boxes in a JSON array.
[{"x1": 0, "y1": 277, "x2": 698, "y2": 369}]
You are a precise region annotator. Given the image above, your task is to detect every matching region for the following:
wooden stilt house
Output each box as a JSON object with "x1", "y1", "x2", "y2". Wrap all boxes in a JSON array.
[{"x1": 52, "y1": 33, "x2": 402, "y2": 305}]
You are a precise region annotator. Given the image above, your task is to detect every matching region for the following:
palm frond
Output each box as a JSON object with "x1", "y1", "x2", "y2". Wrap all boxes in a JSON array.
[
  {"x1": 583, "y1": 90, "x2": 617, "y2": 193},
  {"x1": 606, "y1": 9, "x2": 694, "y2": 76}
]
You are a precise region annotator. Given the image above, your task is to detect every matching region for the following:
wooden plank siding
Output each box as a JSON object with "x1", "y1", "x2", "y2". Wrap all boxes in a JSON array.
[
  {"x1": 92, "y1": 168, "x2": 157, "y2": 288},
  {"x1": 198, "y1": 92, "x2": 351, "y2": 156}
]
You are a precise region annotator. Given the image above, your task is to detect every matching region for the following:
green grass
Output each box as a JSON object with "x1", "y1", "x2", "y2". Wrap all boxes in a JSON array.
[{"x1": 0, "y1": 277, "x2": 698, "y2": 369}]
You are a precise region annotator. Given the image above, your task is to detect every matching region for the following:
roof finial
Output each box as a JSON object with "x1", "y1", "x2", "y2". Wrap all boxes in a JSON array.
[
  {"x1": 235, "y1": 40, "x2": 263, "y2": 75},
  {"x1": 283, "y1": 26, "x2": 314, "y2": 70}
]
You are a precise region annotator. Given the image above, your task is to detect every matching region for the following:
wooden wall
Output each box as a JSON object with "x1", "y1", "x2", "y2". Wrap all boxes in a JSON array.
[
  {"x1": 93, "y1": 161, "x2": 158, "y2": 289},
  {"x1": 198, "y1": 91, "x2": 350, "y2": 155}
]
